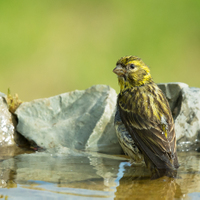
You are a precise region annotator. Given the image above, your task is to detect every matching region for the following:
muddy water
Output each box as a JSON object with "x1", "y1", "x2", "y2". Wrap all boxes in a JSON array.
[{"x1": 0, "y1": 146, "x2": 199, "y2": 200}]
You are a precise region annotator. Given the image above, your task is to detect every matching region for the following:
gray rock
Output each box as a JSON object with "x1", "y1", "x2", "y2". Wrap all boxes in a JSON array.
[
  {"x1": 158, "y1": 83, "x2": 200, "y2": 151},
  {"x1": 175, "y1": 87, "x2": 200, "y2": 151},
  {"x1": 14, "y1": 82, "x2": 200, "y2": 153},
  {"x1": 158, "y1": 82, "x2": 189, "y2": 119},
  {"x1": 15, "y1": 85, "x2": 122, "y2": 154},
  {"x1": 0, "y1": 95, "x2": 15, "y2": 147}
]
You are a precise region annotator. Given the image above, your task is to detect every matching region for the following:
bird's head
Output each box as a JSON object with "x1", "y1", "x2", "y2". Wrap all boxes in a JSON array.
[{"x1": 113, "y1": 56, "x2": 152, "y2": 92}]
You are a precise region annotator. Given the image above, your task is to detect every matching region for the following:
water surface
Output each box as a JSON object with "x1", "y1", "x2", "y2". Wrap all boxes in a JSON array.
[{"x1": 0, "y1": 146, "x2": 199, "y2": 200}]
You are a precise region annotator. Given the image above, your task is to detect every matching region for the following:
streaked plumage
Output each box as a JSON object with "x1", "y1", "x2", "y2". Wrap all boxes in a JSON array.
[{"x1": 113, "y1": 56, "x2": 179, "y2": 179}]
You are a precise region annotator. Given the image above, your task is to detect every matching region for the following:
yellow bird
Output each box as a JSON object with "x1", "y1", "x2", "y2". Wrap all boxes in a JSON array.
[{"x1": 113, "y1": 55, "x2": 179, "y2": 179}]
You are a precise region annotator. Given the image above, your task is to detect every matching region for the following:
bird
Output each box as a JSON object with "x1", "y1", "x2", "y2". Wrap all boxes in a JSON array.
[{"x1": 113, "y1": 55, "x2": 179, "y2": 179}]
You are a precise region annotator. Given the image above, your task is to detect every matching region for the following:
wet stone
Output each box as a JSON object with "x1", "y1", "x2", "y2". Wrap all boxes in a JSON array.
[{"x1": 0, "y1": 94, "x2": 15, "y2": 147}]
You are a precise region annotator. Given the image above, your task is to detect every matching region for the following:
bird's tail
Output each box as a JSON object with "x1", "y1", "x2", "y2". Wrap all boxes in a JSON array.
[
  {"x1": 144, "y1": 154, "x2": 179, "y2": 180},
  {"x1": 151, "y1": 168, "x2": 178, "y2": 180}
]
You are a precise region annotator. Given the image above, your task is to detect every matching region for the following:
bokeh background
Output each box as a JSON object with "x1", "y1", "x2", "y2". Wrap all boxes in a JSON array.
[{"x1": 0, "y1": 0, "x2": 200, "y2": 101}]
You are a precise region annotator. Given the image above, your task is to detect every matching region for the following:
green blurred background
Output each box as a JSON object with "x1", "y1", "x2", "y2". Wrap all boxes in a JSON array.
[{"x1": 0, "y1": 0, "x2": 200, "y2": 101}]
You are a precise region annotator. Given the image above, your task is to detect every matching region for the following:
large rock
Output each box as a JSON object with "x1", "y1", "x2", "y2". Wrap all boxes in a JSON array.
[
  {"x1": 15, "y1": 85, "x2": 122, "y2": 154},
  {"x1": 14, "y1": 83, "x2": 200, "y2": 153}
]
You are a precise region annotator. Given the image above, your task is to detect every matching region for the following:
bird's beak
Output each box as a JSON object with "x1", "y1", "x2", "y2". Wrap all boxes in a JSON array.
[{"x1": 113, "y1": 65, "x2": 125, "y2": 76}]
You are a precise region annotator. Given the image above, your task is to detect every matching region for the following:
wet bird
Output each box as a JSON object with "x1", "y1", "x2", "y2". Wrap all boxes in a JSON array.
[{"x1": 113, "y1": 56, "x2": 179, "y2": 179}]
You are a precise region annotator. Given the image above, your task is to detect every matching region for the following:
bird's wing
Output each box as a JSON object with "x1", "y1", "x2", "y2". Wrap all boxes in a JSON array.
[{"x1": 118, "y1": 86, "x2": 179, "y2": 170}]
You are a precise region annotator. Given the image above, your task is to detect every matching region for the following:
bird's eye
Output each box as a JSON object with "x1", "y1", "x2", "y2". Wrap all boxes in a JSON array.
[{"x1": 130, "y1": 64, "x2": 135, "y2": 69}]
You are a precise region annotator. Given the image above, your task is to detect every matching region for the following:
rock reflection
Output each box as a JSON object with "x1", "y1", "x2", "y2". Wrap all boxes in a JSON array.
[
  {"x1": 0, "y1": 145, "x2": 32, "y2": 188},
  {"x1": 0, "y1": 151, "x2": 199, "y2": 200},
  {"x1": 87, "y1": 153, "x2": 126, "y2": 189},
  {"x1": 0, "y1": 151, "x2": 126, "y2": 199},
  {"x1": 0, "y1": 151, "x2": 125, "y2": 191},
  {"x1": 175, "y1": 151, "x2": 200, "y2": 197}
]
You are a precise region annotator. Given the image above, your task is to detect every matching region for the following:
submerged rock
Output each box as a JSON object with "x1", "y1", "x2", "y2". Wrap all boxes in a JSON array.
[{"x1": 15, "y1": 85, "x2": 122, "y2": 154}]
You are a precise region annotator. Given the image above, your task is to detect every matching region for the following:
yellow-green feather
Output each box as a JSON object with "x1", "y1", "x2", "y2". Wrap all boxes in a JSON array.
[{"x1": 115, "y1": 55, "x2": 179, "y2": 178}]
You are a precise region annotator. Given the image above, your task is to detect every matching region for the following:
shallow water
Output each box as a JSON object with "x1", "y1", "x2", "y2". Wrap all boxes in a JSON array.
[{"x1": 0, "y1": 147, "x2": 200, "y2": 200}]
